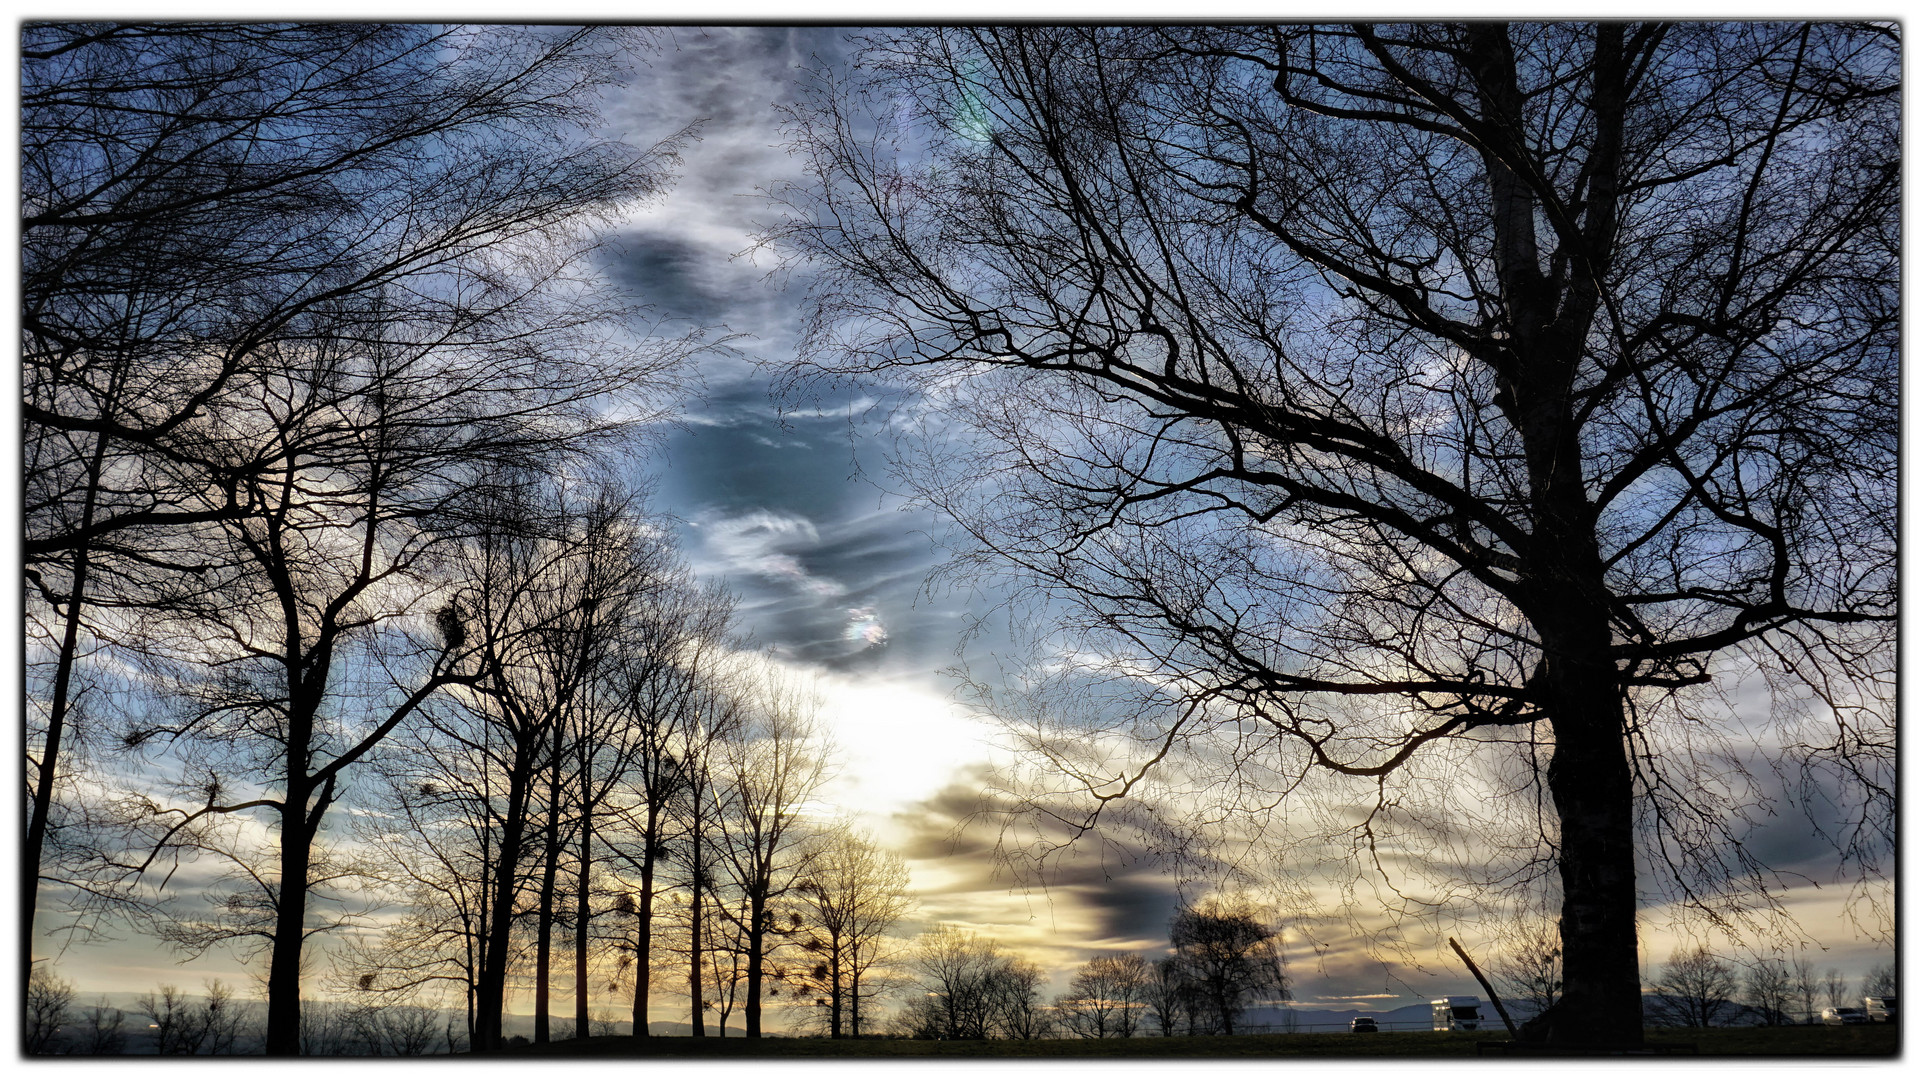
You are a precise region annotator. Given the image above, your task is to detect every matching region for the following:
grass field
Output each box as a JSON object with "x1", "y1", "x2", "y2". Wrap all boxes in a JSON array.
[{"x1": 488, "y1": 1023, "x2": 1898, "y2": 1058}]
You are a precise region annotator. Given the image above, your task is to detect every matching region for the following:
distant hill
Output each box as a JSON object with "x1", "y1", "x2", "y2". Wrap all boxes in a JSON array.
[
  {"x1": 1236, "y1": 998, "x2": 1546, "y2": 1034},
  {"x1": 55, "y1": 992, "x2": 762, "y2": 1051}
]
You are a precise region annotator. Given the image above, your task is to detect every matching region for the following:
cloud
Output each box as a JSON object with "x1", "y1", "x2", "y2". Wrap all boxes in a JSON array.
[
  {"x1": 604, "y1": 231, "x2": 734, "y2": 322},
  {"x1": 842, "y1": 605, "x2": 889, "y2": 646},
  {"x1": 702, "y1": 509, "x2": 845, "y2": 597},
  {"x1": 890, "y1": 770, "x2": 1189, "y2": 952}
]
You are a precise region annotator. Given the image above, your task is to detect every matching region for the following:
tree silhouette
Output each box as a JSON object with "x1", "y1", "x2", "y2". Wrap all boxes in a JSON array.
[
  {"x1": 1648, "y1": 945, "x2": 1736, "y2": 1028},
  {"x1": 790, "y1": 824, "x2": 914, "y2": 1037},
  {"x1": 1166, "y1": 900, "x2": 1286, "y2": 1036},
  {"x1": 776, "y1": 23, "x2": 1896, "y2": 1046}
]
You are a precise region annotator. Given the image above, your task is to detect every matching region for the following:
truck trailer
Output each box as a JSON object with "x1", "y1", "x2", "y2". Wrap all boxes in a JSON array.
[{"x1": 1431, "y1": 996, "x2": 1485, "y2": 1032}]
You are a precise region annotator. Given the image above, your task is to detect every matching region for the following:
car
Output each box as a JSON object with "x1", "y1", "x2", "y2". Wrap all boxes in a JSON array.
[
  {"x1": 1863, "y1": 996, "x2": 1896, "y2": 1023},
  {"x1": 1820, "y1": 1007, "x2": 1868, "y2": 1025},
  {"x1": 1350, "y1": 1016, "x2": 1378, "y2": 1033}
]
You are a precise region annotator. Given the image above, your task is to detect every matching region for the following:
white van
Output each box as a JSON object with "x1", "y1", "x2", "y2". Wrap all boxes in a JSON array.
[
  {"x1": 1862, "y1": 996, "x2": 1895, "y2": 1023},
  {"x1": 1431, "y1": 996, "x2": 1484, "y2": 1032}
]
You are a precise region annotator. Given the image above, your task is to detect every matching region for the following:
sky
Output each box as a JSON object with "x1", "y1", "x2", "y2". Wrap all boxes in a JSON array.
[
  {"x1": 23, "y1": 22, "x2": 1901, "y2": 1038},
  {"x1": 587, "y1": 25, "x2": 1901, "y2": 1014}
]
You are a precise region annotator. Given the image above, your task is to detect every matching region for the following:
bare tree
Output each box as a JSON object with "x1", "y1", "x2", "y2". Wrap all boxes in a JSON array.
[
  {"x1": 1167, "y1": 900, "x2": 1286, "y2": 1036},
  {"x1": 1490, "y1": 918, "x2": 1563, "y2": 1019},
  {"x1": 75, "y1": 996, "x2": 127, "y2": 1055},
  {"x1": 26, "y1": 964, "x2": 74, "y2": 1053},
  {"x1": 906, "y1": 924, "x2": 1007, "y2": 1040},
  {"x1": 24, "y1": 23, "x2": 703, "y2": 1056},
  {"x1": 899, "y1": 928, "x2": 1049, "y2": 1041},
  {"x1": 1821, "y1": 966, "x2": 1851, "y2": 1010},
  {"x1": 21, "y1": 25, "x2": 699, "y2": 968},
  {"x1": 1057, "y1": 953, "x2": 1150, "y2": 1039},
  {"x1": 789, "y1": 824, "x2": 914, "y2": 1037},
  {"x1": 333, "y1": 975, "x2": 446, "y2": 1057},
  {"x1": 558, "y1": 556, "x2": 705, "y2": 1043},
  {"x1": 673, "y1": 697, "x2": 742, "y2": 1039},
  {"x1": 988, "y1": 957, "x2": 1052, "y2": 1040},
  {"x1": 1858, "y1": 960, "x2": 1896, "y2": 998},
  {"x1": 460, "y1": 476, "x2": 655, "y2": 1051},
  {"x1": 135, "y1": 983, "x2": 213, "y2": 1055},
  {"x1": 1647, "y1": 945, "x2": 1736, "y2": 1028},
  {"x1": 515, "y1": 483, "x2": 676, "y2": 1044},
  {"x1": 1788, "y1": 954, "x2": 1819, "y2": 1025},
  {"x1": 600, "y1": 580, "x2": 738, "y2": 1038},
  {"x1": 1742, "y1": 958, "x2": 1793, "y2": 1026},
  {"x1": 708, "y1": 670, "x2": 832, "y2": 1037},
  {"x1": 298, "y1": 999, "x2": 359, "y2": 1056},
  {"x1": 775, "y1": 23, "x2": 1895, "y2": 1047},
  {"x1": 1142, "y1": 955, "x2": 1190, "y2": 1037}
]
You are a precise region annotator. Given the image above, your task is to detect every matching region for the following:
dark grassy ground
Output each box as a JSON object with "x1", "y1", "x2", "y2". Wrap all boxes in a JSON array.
[{"x1": 484, "y1": 1023, "x2": 1898, "y2": 1058}]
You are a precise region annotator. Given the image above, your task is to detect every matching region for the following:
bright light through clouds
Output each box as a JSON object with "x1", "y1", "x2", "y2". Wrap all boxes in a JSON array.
[{"x1": 810, "y1": 674, "x2": 1001, "y2": 841}]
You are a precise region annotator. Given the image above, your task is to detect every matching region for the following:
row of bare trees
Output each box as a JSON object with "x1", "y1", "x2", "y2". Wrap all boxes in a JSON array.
[
  {"x1": 30, "y1": 437, "x2": 914, "y2": 1053},
  {"x1": 20, "y1": 22, "x2": 917, "y2": 1056},
  {"x1": 20, "y1": 22, "x2": 705, "y2": 1055},
  {"x1": 334, "y1": 527, "x2": 919, "y2": 1048},
  {"x1": 898, "y1": 898, "x2": 1287, "y2": 1041},
  {"x1": 1647, "y1": 946, "x2": 1897, "y2": 1028}
]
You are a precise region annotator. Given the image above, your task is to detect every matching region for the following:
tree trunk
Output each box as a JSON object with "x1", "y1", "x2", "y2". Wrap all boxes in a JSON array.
[
  {"x1": 1514, "y1": 399, "x2": 1644, "y2": 1046},
  {"x1": 828, "y1": 932, "x2": 842, "y2": 1038},
  {"x1": 574, "y1": 806, "x2": 591, "y2": 1040},
  {"x1": 26, "y1": 424, "x2": 114, "y2": 967},
  {"x1": 1530, "y1": 626, "x2": 1643, "y2": 1045},
  {"x1": 263, "y1": 789, "x2": 313, "y2": 1055},
  {"x1": 477, "y1": 754, "x2": 534, "y2": 1051},
  {"x1": 744, "y1": 895, "x2": 764, "y2": 1038},
  {"x1": 631, "y1": 803, "x2": 660, "y2": 1037},
  {"x1": 25, "y1": 542, "x2": 88, "y2": 946},
  {"x1": 849, "y1": 963, "x2": 860, "y2": 1038},
  {"x1": 688, "y1": 824, "x2": 704, "y2": 1037},
  {"x1": 534, "y1": 732, "x2": 562, "y2": 1044},
  {"x1": 1472, "y1": 15, "x2": 1638, "y2": 1042}
]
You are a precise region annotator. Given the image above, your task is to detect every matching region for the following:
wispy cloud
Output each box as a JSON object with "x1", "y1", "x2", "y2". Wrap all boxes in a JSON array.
[{"x1": 699, "y1": 509, "x2": 846, "y2": 597}]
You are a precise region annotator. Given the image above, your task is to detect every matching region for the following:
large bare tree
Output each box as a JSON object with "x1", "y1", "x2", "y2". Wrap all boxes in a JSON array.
[{"x1": 775, "y1": 23, "x2": 1896, "y2": 1046}]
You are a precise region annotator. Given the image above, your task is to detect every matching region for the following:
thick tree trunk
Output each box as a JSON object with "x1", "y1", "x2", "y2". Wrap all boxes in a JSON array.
[
  {"x1": 263, "y1": 793, "x2": 313, "y2": 1055},
  {"x1": 1516, "y1": 415, "x2": 1644, "y2": 1046},
  {"x1": 1473, "y1": 14, "x2": 1638, "y2": 1039},
  {"x1": 477, "y1": 761, "x2": 533, "y2": 1051},
  {"x1": 1528, "y1": 624, "x2": 1644, "y2": 1046}
]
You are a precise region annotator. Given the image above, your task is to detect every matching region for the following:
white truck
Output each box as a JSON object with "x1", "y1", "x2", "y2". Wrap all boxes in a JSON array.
[{"x1": 1431, "y1": 996, "x2": 1485, "y2": 1032}]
